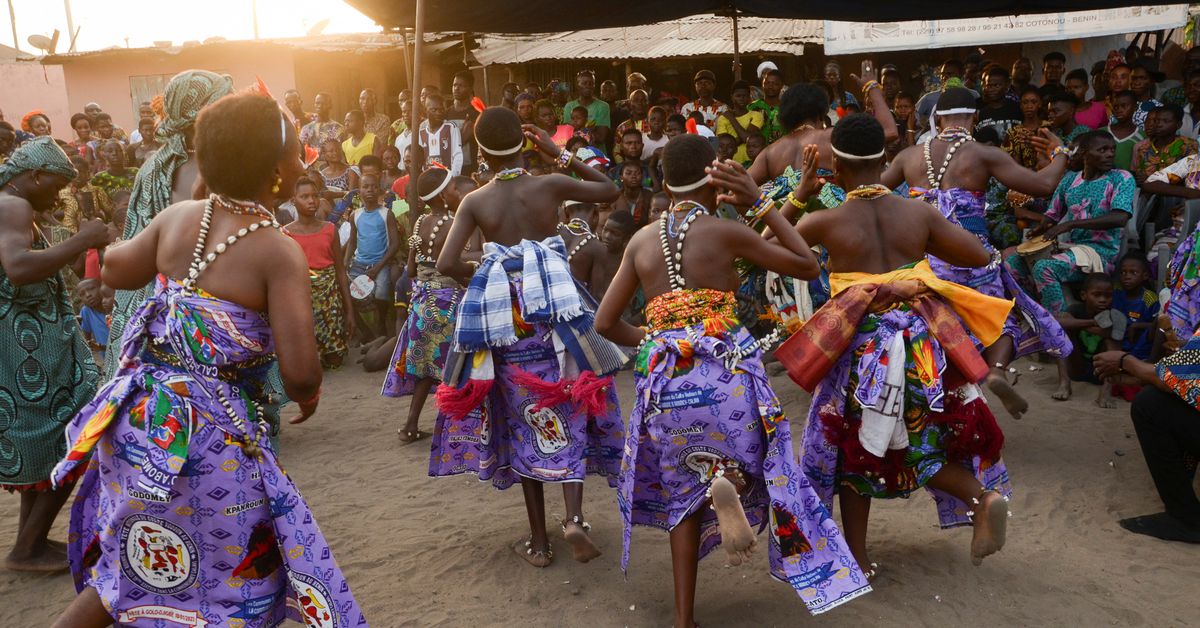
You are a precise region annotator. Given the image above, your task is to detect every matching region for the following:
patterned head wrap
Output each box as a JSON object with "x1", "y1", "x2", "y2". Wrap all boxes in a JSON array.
[
  {"x1": 106, "y1": 70, "x2": 232, "y2": 378},
  {"x1": 20, "y1": 110, "x2": 47, "y2": 134},
  {"x1": 123, "y1": 69, "x2": 233, "y2": 240},
  {"x1": 0, "y1": 136, "x2": 77, "y2": 189}
]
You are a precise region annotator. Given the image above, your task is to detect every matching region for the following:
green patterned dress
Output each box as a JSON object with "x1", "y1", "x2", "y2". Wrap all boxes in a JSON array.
[{"x1": 0, "y1": 231, "x2": 98, "y2": 490}]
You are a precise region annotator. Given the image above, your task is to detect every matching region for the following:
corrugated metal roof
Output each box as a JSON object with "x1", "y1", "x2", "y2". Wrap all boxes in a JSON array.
[
  {"x1": 473, "y1": 16, "x2": 821, "y2": 65},
  {"x1": 40, "y1": 32, "x2": 459, "y2": 63}
]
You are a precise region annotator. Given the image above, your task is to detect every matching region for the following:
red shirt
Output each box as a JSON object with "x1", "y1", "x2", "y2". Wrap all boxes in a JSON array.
[
  {"x1": 391, "y1": 174, "x2": 410, "y2": 199},
  {"x1": 284, "y1": 222, "x2": 337, "y2": 270}
]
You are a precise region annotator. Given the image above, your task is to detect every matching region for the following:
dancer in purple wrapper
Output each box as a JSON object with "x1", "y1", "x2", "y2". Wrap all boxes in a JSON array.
[
  {"x1": 884, "y1": 87, "x2": 1074, "y2": 419},
  {"x1": 49, "y1": 92, "x2": 365, "y2": 627},
  {"x1": 596, "y1": 134, "x2": 868, "y2": 626},
  {"x1": 432, "y1": 107, "x2": 627, "y2": 568},
  {"x1": 382, "y1": 168, "x2": 478, "y2": 445},
  {"x1": 790, "y1": 114, "x2": 1014, "y2": 584}
]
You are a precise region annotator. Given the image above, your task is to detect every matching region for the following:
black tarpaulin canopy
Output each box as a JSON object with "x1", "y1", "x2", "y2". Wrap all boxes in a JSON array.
[{"x1": 345, "y1": 0, "x2": 1182, "y2": 34}]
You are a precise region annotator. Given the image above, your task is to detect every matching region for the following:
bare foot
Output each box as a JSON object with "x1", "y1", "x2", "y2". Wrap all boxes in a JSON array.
[
  {"x1": 986, "y1": 372, "x2": 1028, "y2": 420},
  {"x1": 5, "y1": 544, "x2": 69, "y2": 573},
  {"x1": 562, "y1": 520, "x2": 602, "y2": 563},
  {"x1": 1051, "y1": 380, "x2": 1072, "y2": 401},
  {"x1": 710, "y1": 475, "x2": 756, "y2": 565},
  {"x1": 1095, "y1": 395, "x2": 1117, "y2": 409},
  {"x1": 513, "y1": 536, "x2": 552, "y2": 568},
  {"x1": 970, "y1": 491, "x2": 1008, "y2": 566},
  {"x1": 397, "y1": 429, "x2": 430, "y2": 446}
]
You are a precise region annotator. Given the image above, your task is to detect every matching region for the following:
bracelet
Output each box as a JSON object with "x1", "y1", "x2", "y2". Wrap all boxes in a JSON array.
[
  {"x1": 745, "y1": 190, "x2": 774, "y2": 221},
  {"x1": 785, "y1": 190, "x2": 805, "y2": 210},
  {"x1": 297, "y1": 387, "x2": 321, "y2": 407},
  {"x1": 556, "y1": 149, "x2": 574, "y2": 169},
  {"x1": 1118, "y1": 352, "x2": 1130, "y2": 373},
  {"x1": 860, "y1": 80, "x2": 881, "y2": 98},
  {"x1": 1051, "y1": 145, "x2": 1074, "y2": 159}
]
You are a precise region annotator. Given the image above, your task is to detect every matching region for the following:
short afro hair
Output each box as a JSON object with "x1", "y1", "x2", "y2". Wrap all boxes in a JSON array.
[
  {"x1": 417, "y1": 167, "x2": 452, "y2": 199},
  {"x1": 1046, "y1": 89, "x2": 1078, "y2": 107},
  {"x1": 604, "y1": 210, "x2": 637, "y2": 237},
  {"x1": 1076, "y1": 130, "x2": 1113, "y2": 152},
  {"x1": 70, "y1": 113, "x2": 90, "y2": 129},
  {"x1": 1082, "y1": 272, "x2": 1113, "y2": 291},
  {"x1": 661, "y1": 134, "x2": 715, "y2": 190},
  {"x1": 779, "y1": 83, "x2": 828, "y2": 132},
  {"x1": 830, "y1": 113, "x2": 885, "y2": 159},
  {"x1": 195, "y1": 92, "x2": 293, "y2": 200},
  {"x1": 1065, "y1": 68, "x2": 1089, "y2": 84},
  {"x1": 935, "y1": 86, "x2": 977, "y2": 112},
  {"x1": 475, "y1": 106, "x2": 524, "y2": 157},
  {"x1": 359, "y1": 154, "x2": 383, "y2": 171}
]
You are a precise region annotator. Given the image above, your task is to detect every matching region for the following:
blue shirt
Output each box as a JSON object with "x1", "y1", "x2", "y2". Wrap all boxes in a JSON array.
[
  {"x1": 1113, "y1": 287, "x2": 1159, "y2": 359},
  {"x1": 353, "y1": 207, "x2": 389, "y2": 265},
  {"x1": 80, "y1": 306, "x2": 110, "y2": 348}
]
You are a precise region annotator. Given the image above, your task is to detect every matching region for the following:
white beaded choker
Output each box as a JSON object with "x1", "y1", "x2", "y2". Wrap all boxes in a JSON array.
[{"x1": 830, "y1": 145, "x2": 886, "y2": 160}]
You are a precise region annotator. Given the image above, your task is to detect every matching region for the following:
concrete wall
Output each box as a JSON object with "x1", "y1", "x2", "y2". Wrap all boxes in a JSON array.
[
  {"x1": 0, "y1": 62, "x2": 70, "y2": 141},
  {"x1": 55, "y1": 45, "x2": 297, "y2": 133}
]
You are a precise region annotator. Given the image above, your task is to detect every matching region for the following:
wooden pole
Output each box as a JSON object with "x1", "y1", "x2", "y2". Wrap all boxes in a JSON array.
[
  {"x1": 731, "y1": 10, "x2": 742, "y2": 81},
  {"x1": 7, "y1": 0, "x2": 19, "y2": 51},
  {"x1": 408, "y1": 0, "x2": 426, "y2": 231}
]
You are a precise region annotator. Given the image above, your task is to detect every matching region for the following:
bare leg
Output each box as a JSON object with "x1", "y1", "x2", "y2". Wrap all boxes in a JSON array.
[
  {"x1": 1052, "y1": 358, "x2": 1072, "y2": 401},
  {"x1": 17, "y1": 491, "x2": 34, "y2": 535},
  {"x1": 375, "y1": 300, "x2": 395, "y2": 338},
  {"x1": 51, "y1": 586, "x2": 112, "y2": 628},
  {"x1": 514, "y1": 478, "x2": 551, "y2": 567},
  {"x1": 838, "y1": 486, "x2": 873, "y2": 572},
  {"x1": 398, "y1": 378, "x2": 435, "y2": 444},
  {"x1": 984, "y1": 336, "x2": 1027, "y2": 420},
  {"x1": 6, "y1": 483, "x2": 74, "y2": 572},
  {"x1": 668, "y1": 511, "x2": 702, "y2": 628},
  {"x1": 561, "y1": 482, "x2": 601, "y2": 562},
  {"x1": 926, "y1": 464, "x2": 1008, "y2": 565},
  {"x1": 1096, "y1": 378, "x2": 1117, "y2": 409}
]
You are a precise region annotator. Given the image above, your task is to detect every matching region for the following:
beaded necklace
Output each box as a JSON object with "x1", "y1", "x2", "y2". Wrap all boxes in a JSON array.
[
  {"x1": 844, "y1": 184, "x2": 892, "y2": 201},
  {"x1": 212, "y1": 194, "x2": 275, "y2": 220},
  {"x1": 183, "y1": 194, "x2": 278, "y2": 459},
  {"x1": 424, "y1": 211, "x2": 450, "y2": 261},
  {"x1": 659, "y1": 200, "x2": 709, "y2": 291},
  {"x1": 923, "y1": 127, "x2": 974, "y2": 190},
  {"x1": 495, "y1": 167, "x2": 530, "y2": 181},
  {"x1": 565, "y1": 218, "x2": 595, "y2": 262}
]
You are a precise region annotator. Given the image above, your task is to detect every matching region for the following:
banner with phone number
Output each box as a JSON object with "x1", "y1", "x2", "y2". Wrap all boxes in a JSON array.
[{"x1": 823, "y1": 5, "x2": 1188, "y2": 55}]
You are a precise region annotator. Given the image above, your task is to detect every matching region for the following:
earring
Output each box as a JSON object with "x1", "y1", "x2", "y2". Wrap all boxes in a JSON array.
[{"x1": 271, "y1": 177, "x2": 281, "y2": 194}]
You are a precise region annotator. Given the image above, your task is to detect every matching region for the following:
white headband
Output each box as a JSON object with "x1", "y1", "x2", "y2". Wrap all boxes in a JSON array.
[
  {"x1": 479, "y1": 137, "x2": 524, "y2": 156},
  {"x1": 665, "y1": 175, "x2": 711, "y2": 193},
  {"x1": 419, "y1": 171, "x2": 453, "y2": 201},
  {"x1": 278, "y1": 110, "x2": 288, "y2": 150},
  {"x1": 934, "y1": 107, "x2": 977, "y2": 116},
  {"x1": 830, "y1": 145, "x2": 886, "y2": 161}
]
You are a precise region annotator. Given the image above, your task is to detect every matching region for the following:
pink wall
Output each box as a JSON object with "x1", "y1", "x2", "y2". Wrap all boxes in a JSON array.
[
  {"x1": 55, "y1": 45, "x2": 297, "y2": 133},
  {"x1": 0, "y1": 62, "x2": 70, "y2": 140}
]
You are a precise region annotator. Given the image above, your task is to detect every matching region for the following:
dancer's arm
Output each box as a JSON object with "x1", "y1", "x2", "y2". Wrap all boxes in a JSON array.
[
  {"x1": 594, "y1": 244, "x2": 646, "y2": 347},
  {"x1": 924, "y1": 203, "x2": 991, "y2": 267},
  {"x1": 524, "y1": 124, "x2": 620, "y2": 204},
  {"x1": 989, "y1": 130, "x2": 1068, "y2": 196},
  {"x1": 267, "y1": 243, "x2": 322, "y2": 423},
  {"x1": 0, "y1": 198, "x2": 111, "y2": 286},
  {"x1": 436, "y1": 198, "x2": 477, "y2": 281}
]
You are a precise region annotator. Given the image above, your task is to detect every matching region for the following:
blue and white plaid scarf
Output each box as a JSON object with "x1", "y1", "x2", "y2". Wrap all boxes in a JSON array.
[{"x1": 455, "y1": 236, "x2": 584, "y2": 351}]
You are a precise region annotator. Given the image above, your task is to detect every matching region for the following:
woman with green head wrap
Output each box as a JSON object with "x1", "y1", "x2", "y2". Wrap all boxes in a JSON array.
[
  {"x1": 0, "y1": 137, "x2": 112, "y2": 571},
  {"x1": 105, "y1": 70, "x2": 234, "y2": 377}
]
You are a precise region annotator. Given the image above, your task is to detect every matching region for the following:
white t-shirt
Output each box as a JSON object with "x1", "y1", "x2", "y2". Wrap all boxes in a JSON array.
[{"x1": 641, "y1": 133, "x2": 668, "y2": 161}]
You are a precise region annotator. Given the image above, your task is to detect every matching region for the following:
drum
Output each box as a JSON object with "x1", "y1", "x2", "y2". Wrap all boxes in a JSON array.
[{"x1": 1016, "y1": 236, "x2": 1058, "y2": 268}]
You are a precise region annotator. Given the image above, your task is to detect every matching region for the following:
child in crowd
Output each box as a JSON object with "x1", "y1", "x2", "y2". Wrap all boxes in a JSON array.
[
  {"x1": 284, "y1": 176, "x2": 355, "y2": 368},
  {"x1": 1056, "y1": 273, "x2": 1126, "y2": 407},
  {"x1": 569, "y1": 105, "x2": 593, "y2": 144},
  {"x1": 76, "y1": 278, "x2": 111, "y2": 363},
  {"x1": 744, "y1": 133, "x2": 766, "y2": 167},
  {"x1": 612, "y1": 161, "x2": 653, "y2": 225},
  {"x1": 716, "y1": 133, "x2": 739, "y2": 162},
  {"x1": 608, "y1": 128, "x2": 654, "y2": 188},
  {"x1": 648, "y1": 191, "x2": 670, "y2": 223},
  {"x1": 572, "y1": 210, "x2": 636, "y2": 302},
  {"x1": 1103, "y1": 91, "x2": 1143, "y2": 174},
  {"x1": 1114, "y1": 252, "x2": 1160, "y2": 360},
  {"x1": 344, "y1": 173, "x2": 402, "y2": 342}
]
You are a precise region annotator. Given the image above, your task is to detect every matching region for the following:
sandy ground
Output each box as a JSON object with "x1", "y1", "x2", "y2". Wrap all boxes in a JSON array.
[{"x1": 3, "y1": 357, "x2": 1198, "y2": 627}]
